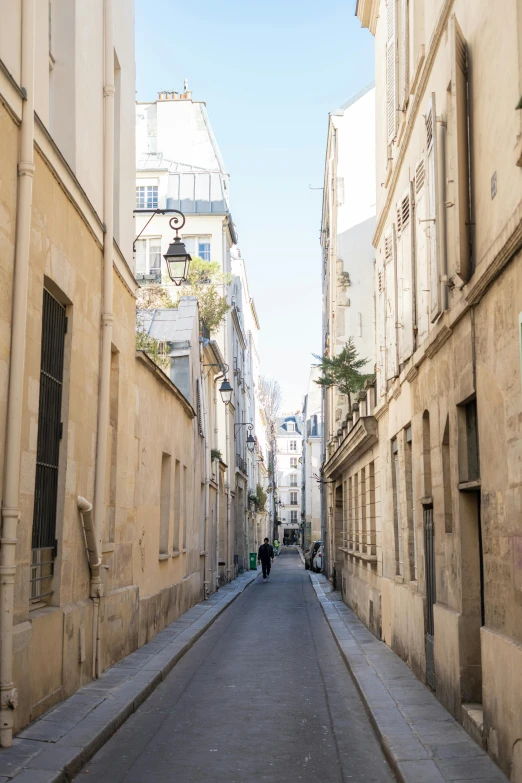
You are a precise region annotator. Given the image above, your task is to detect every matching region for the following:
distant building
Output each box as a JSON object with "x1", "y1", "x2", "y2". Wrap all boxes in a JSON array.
[
  {"x1": 275, "y1": 416, "x2": 303, "y2": 545},
  {"x1": 302, "y1": 368, "x2": 323, "y2": 549}
]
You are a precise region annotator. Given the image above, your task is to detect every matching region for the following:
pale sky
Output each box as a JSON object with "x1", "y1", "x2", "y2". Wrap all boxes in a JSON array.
[{"x1": 135, "y1": 0, "x2": 375, "y2": 410}]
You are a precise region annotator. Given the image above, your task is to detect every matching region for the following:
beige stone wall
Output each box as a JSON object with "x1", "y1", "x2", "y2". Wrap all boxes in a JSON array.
[{"x1": 0, "y1": 88, "x2": 212, "y2": 733}]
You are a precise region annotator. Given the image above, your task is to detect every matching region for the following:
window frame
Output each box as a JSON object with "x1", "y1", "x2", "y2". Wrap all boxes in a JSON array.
[
  {"x1": 136, "y1": 184, "x2": 159, "y2": 210},
  {"x1": 135, "y1": 236, "x2": 162, "y2": 278}
]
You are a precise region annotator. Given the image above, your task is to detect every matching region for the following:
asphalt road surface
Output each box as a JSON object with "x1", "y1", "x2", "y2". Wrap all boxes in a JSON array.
[{"x1": 75, "y1": 548, "x2": 394, "y2": 782}]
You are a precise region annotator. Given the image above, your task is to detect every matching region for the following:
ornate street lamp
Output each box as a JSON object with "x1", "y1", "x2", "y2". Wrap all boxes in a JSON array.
[
  {"x1": 234, "y1": 422, "x2": 256, "y2": 453},
  {"x1": 163, "y1": 211, "x2": 191, "y2": 285},
  {"x1": 219, "y1": 377, "x2": 233, "y2": 406}
]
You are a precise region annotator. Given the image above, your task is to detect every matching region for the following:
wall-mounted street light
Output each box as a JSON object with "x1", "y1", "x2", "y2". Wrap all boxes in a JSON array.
[
  {"x1": 219, "y1": 377, "x2": 233, "y2": 406},
  {"x1": 234, "y1": 422, "x2": 255, "y2": 453},
  {"x1": 163, "y1": 211, "x2": 191, "y2": 285}
]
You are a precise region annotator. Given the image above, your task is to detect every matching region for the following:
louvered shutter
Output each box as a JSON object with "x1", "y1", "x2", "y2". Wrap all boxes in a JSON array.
[
  {"x1": 377, "y1": 261, "x2": 387, "y2": 397},
  {"x1": 196, "y1": 379, "x2": 204, "y2": 437},
  {"x1": 386, "y1": 0, "x2": 398, "y2": 144},
  {"x1": 396, "y1": 199, "x2": 404, "y2": 360},
  {"x1": 399, "y1": 186, "x2": 414, "y2": 361},
  {"x1": 400, "y1": 0, "x2": 409, "y2": 110},
  {"x1": 414, "y1": 157, "x2": 429, "y2": 343},
  {"x1": 385, "y1": 227, "x2": 398, "y2": 380},
  {"x1": 450, "y1": 14, "x2": 471, "y2": 281},
  {"x1": 426, "y1": 93, "x2": 441, "y2": 322}
]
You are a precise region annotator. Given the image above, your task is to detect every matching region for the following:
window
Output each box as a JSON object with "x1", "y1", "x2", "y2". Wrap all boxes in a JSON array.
[
  {"x1": 136, "y1": 185, "x2": 158, "y2": 209},
  {"x1": 396, "y1": 187, "x2": 414, "y2": 362},
  {"x1": 183, "y1": 236, "x2": 211, "y2": 262},
  {"x1": 426, "y1": 93, "x2": 442, "y2": 322},
  {"x1": 392, "y1": 438, "x2": 403, "y2": 575},
  {"x1": 386, "y1": 0, "x2": 398, "y2": 144},
  {"x1": 31, "y1": 289, "x2": 67, "y2": 604},
  {"x1": 135, "y1": 237, "x2": 162, "y2": 278},
  {"x1": 384, "y1": 227, "x2": 398, "y2": 380},
  {"x1": 450, "y1": 14, "x2": 471, "y2": 281},
  {"x1": 290, "y1": 457, "x2": 298, "y2": 468},
  {"x1": 159, "y1": 454, "x2": 171, "y2": 555},
  {"x1": 290, "y1": 474, "x2": 298, "y2": 487},
  {"x1": 290, "y1": 492, "x2": 298, "y2": 506},
  {"x1": 289, "y1": 440, "x2": 297, "y2": 451},
  {"x1": 290, "y1": 510, "x2": 298, "y2": 523},
  {"x1": 287, "y1": 422, "x2": 295, "y2": 432},
  {"x1": 405, "y1": 425, "x2": 417, "y2": 579}
]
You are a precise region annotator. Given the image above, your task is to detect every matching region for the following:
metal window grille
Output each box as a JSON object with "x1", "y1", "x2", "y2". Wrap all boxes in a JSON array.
[{"x1": 31, "y1": 289, "x2": 66, "y2": 603}]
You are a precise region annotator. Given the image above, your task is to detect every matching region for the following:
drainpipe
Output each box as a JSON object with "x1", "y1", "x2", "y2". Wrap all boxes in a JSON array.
[
  {"x1": 213, "y1": 379, "x2": 220, "y2": 588},
  {"x1": 93, "y1": 0, "x2": 114, "y2": 556},
  {"x1": 0, "y1": 0, "x2": 35, "y2": 748},
  {"x1": 222, "y1": 229, "x2": 232, "y2": 581},
  {"x1": 77, "y1": 498, "x2": 102, "y2": 678},
  {"x1": 201, "y1": 360, "x2": 211, "y2": 599},
  {"x1": 215, "y1": 456, "x2": 220, "y2": 588}
]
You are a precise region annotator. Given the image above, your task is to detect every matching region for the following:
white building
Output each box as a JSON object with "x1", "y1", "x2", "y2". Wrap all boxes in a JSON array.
[
  {"x1": 302, "y1": 368, "x2": 323, "y2": 549},
  {"x1": 321, "y1": 84, "x2": 376, "y2": 442},
  {"x1": 134, "y1": 88, "x2": 264, "y2": 578},
  {"x1": 275, "y1": 415, "x2": 303, "y2": 545}
]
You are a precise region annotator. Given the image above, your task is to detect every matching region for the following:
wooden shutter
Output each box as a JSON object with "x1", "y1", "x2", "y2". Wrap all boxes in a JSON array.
[
  {"x1": 399, "y1": 187, "x2": 414, "y2": 361},
  {"x1": 400, "y1": 0, "x2": 409, "y2": 110},
  {"x1": 377, "y1": 261, "x2": 387, "y2": 397},
  {"x1": 426, "y1": 93, "x2": 441, "y2": 322},
  {"x1": 414, "y1": 157, "x2": 429, "y2": 342},
  {"x1": 450, "y1": 14, "x2": 471, "y2": 281},
  {"x1": 384, "y1": 227, "x2": 398, "y2": 380},
  {"x1": 386, "y1": 0, "x2": 398, "y2": 144},
  {"x1": 395, "y1": 199, "x2": 404, "y2": 359}
]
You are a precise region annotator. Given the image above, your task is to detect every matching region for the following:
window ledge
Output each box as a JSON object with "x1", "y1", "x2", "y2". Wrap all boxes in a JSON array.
[
  {"x1": 395, "y1": 574, "x2": 405, "y2": 584},
  {"x1": 420, "y1": 496, "x2": 433, "y2": 506},
  {"x1": 182, "y1": 548, "x2": 187, "y2": 554},
  {"x1": 172, "y1": 550, "x2": 181, "y2": 558},
  {"x1": 343, "y1": 548, "x2": 378, "y2": 563},
  {"x1": 458, "y1": 479, "x2": 481, "y2": 492},
  {"x1": 102, "y1": 542, "x2": 115, "y2": 554},
  {"x1": 200, "y1": 550, "x2": 207, "y2": 557},
  {"x1": 158, "y1": 553, "x2": 171, "y2": 561}
]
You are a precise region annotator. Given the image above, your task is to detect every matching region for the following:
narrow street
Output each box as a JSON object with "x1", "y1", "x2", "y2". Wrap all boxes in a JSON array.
[{"x1": 75, "y1": 549, "x2": 393, "y2": 783}]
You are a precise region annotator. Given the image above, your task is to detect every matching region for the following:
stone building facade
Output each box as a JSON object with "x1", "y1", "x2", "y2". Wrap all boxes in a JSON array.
[
  {"x1": 0, "y1": 0, "x2": 227, "y2": 743},
  {"x1": 321, "y1": 0, "x2": 522, "y2": 777}
]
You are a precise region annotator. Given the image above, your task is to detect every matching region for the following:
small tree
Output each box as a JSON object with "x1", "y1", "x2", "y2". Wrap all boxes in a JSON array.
[
  {"x1": 313, "y1": 338, "x2": 373, "y2": 414},
  {"x1": 172, "y1": 257, "x2": 231, "y2": 335},
  {"x1": 258, "y1": 376, "x2": 283, "y2": 440}
]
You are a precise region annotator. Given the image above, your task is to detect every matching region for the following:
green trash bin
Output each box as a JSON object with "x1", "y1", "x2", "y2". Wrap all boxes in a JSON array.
[{"x1": 249, "y1": 552, "x2": 257, "y2": 570}]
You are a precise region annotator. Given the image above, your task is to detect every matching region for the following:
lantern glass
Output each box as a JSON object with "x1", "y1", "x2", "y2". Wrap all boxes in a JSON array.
[
  {"x1": 219, "y1": 378, "x2": 233, "y2": 406},
  {"x1": 247, "y1": 433, "x2": 255, "y2": 452}
]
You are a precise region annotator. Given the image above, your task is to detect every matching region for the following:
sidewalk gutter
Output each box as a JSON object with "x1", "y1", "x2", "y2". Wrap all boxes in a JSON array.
[
  {"x1": 310, "y1": 573, "x2": 508, "y2": 783},
  {"x1": 0, "y1": 568, "x2": 260, "y2": 782}
]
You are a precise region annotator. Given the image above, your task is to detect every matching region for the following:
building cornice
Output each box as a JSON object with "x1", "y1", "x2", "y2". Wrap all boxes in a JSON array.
[
  {"x1": 355, "y1": 0, "x2": 379, "y2": 35},
  {"x1": 373, "y1": 0, "x2": 455, "y2": 248},
  {"x1": 323, "y1": 416, "x2": 378, "y2": 479}
]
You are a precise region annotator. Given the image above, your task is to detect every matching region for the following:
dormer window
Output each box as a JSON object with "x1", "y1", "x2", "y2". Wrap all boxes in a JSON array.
[{"x1": 287, "y1": 422, "x2": 295, "y2": 432}]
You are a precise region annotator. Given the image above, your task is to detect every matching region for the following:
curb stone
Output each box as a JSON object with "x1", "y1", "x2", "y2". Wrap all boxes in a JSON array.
[
  {"x1": 310, "y1": 573, "x2": 508, "y2": 783},
  {"x1": 0, "y1": 569, "x2": 260, "y2": 782}
]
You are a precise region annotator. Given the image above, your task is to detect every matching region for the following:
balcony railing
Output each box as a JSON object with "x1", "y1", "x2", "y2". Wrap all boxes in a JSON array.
[{"x1": 236, "y1": 454, "x2": 247, "y2": 474}]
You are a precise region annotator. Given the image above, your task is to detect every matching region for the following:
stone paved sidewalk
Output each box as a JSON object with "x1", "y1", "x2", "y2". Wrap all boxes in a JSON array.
[
  {"x1": 0, "y1": 569, "x2": 259, "y2": 783},
  {"x1": 310, "y1": 573, "x2": 508, "y2": 783}
]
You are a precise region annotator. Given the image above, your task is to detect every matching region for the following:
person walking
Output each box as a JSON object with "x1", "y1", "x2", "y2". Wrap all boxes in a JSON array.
[{"x1": 258, "y1": 538, "x2": 274, "y2": 582}]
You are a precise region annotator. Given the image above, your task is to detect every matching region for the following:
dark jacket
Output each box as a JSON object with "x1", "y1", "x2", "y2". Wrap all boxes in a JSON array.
[{"x1": 258, "y1": 543, "x2": 274, "y2": 562}]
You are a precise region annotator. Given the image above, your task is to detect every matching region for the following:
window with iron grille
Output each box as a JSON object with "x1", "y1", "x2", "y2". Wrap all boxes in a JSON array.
[
  {"x1": 31, "y1": 289, "x2": 66, "y2": 603},
  {"x1": 290, "y1": 474, "x2": 298, "y2": 487},
  {"x1": 289, "y1": 440, "x2": 297, "y2": 451},
  {"x1": 290, "y1": 457, "x2": 298, "y2": 468},
  {"x1": 291, "y1": 510, "x2": 298, "y2": 523},
  {"x1": 290, "y1": 491, "x2": 298, "y2": 505}
]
